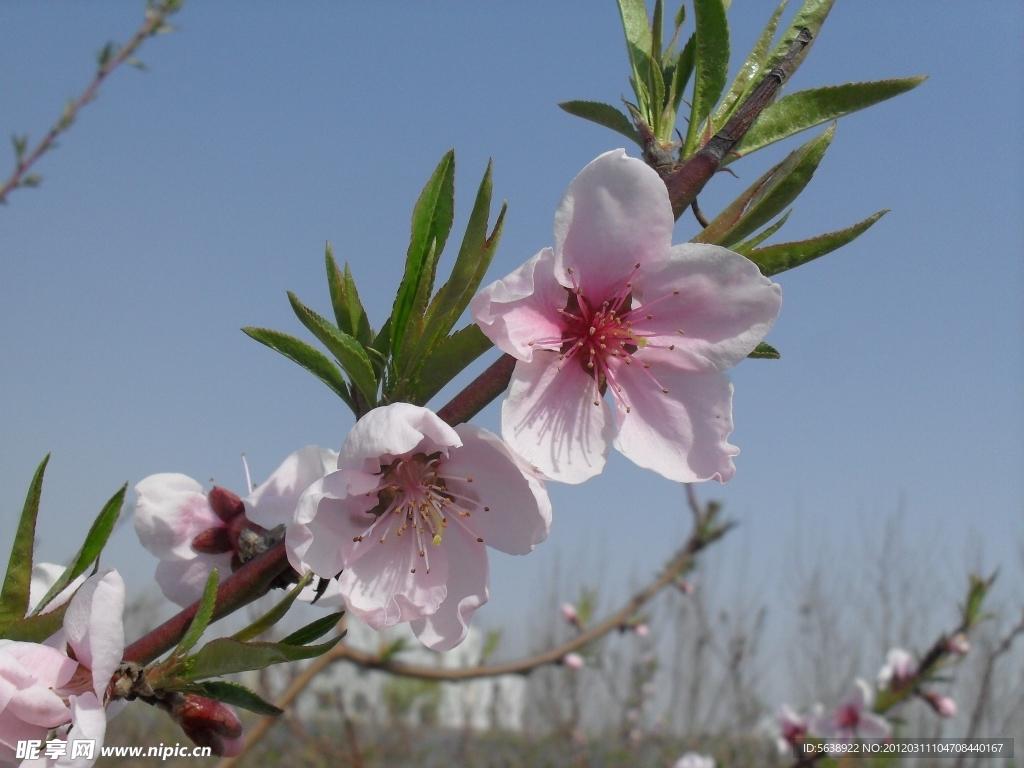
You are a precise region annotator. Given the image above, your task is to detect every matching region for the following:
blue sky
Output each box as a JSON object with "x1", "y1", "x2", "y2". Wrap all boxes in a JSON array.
[{"x1": 1, "y1": 3, "x2": 1021, "y2": 653}]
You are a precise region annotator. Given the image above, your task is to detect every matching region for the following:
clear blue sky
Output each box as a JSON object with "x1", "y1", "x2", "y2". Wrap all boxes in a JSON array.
[{"x1": 1, "y1": 3, "x2": 1021, "y2": 651}]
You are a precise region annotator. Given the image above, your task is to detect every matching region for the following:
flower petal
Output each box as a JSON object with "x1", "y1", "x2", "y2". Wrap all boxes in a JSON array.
[
  {"x1": 0, "y1": 642, "x2": 77, "y2": 691},
  {"x1": 501, "y1": 353, "x2": 612, "y2": 484},
  {"x1": 155, "y1": 555, "x2": 233, "y2": 608},
  {"x1": 134, "y1": 474, "x2": 224, "y2": 562},
  {"x1": 338, "y1": 403, "x2": 461, "y2": 473},
  {"x1": 613, "y1": 364, "x2": 738, "y2": 483},
  {"x1": 62, "y1": 571, "x2": 125, "y2": 701},
  {"x1": 554, "y1": 149, "x2": 674, "y2": 301},
  {"x1": 410, "y1": 525, "x2": 489, "y2": 652},
  {"x1": 244, "y1": 446, "x2": 338, "y2": 530},
  {"x1": 470, "y1": 248, "x2": 568, "y2": 361},
  {"x1": 445, "y1": 425, "x2": 551, "y2": 554},
  {"x1": 290, "y1": 472, "x2": 380, "y2": 575},
  {"x1": 636, "y1": 243, "x2": 782, "y2": 371},
  {"x1": 60, "y1": 693, "x2": 107, "y2": 767}
]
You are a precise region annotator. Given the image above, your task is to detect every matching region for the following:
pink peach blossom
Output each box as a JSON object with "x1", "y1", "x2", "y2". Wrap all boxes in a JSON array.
[
  {"x1": 292, "y1": 403, "x2": 551, "y2": 651},
  {"x1": 877, "y1": 647, "x2": 916, "y2": 690},
  {"x1": 923, "y1": 691, "x2": 957, "y2": 718},
  {"x1": 809, "y1": 680, "x2": 891, "y2": 741},
  {"x1": 560, "y1": 603, "x2": 579, "y2": 626},
  {"x1": 562, "y1": 653, "x2": 585, "y2": 670},
  {"x1": 471, "y1": 150, "x2": 781, "y2": 484}
]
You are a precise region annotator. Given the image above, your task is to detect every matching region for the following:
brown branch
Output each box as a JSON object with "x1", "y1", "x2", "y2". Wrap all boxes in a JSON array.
[
  {"x1": 660, "y1": 28, "x2": 813, "y2": 219},
  {"x1": 0, "y1": 0, "x2": 181, "y2": 204},
  {"x1": 436, "y1": 353, "x2": 516, "y2": 426}
]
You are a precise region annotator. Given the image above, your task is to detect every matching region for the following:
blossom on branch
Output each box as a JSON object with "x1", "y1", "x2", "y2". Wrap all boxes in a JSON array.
[
  {"x1": 472, "y1": 150, "x2": 781, "y2": 484},
  {"x1": 291, "y1": 403, "x2": 552, "y2": 651},
  {"x1": 877, "y1": 647, "x2": 916, "y2": 690},
  {"x1": 809, "y1": 679, "x2": 891, "y2": 740}
]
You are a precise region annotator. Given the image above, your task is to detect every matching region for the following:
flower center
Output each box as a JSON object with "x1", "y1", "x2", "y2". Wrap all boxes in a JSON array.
[{"x1": 352, "y1": 452, "x2": 486, "y2": 574}]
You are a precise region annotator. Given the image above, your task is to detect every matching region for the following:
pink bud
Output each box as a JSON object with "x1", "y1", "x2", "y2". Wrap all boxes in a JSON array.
[
  {"x1": 560, "y1": 603, "x2": 579, "y2": 625},
  {"x1": 923, "y1": 691, "x2": 957, "y2": 718},
  {"x1": 946, "y1": 633, "x2": 970, "y2": 655},
  {"x1": 562, "y1": 652, "x2": 585, "y2": 670},
  {"x1": 169, "y1": 694, "x2": 244, "y2": 756},
  {"x1": 634, "y1": 623, "x2": 649, "y2": 638},
  {"x1": 675, "y1": 579, "x2": 694, "y2": 595}
]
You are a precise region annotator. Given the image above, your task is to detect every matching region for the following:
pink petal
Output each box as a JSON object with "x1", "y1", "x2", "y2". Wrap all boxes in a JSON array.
[
  {"x1": 291, "y1": 474, "x2": 380, "y2": 576},
  {"x1": 62, "y1": 571, "x2": 125, "y2": 701},
  {"x1": 0, "y1": 642, "x2": 78, "y2": 691},
  {"x1": 470, "y1": 248, "x2": 569, "y2": 362},
  {"x1": 410, "y1": 526, "x2": 489, "y2": 651},
  {"x1": 339, "y1": 403, "x2": 461, "y2": 473},
  {"x1": 636, "y1": 243, "x2": 782, "y2": 371},
  {"x1": 244, "y1": 446, "x2": 338, "y2": 529},
  {"x1": 63, "y1": 692, "x2": 107, "y2": 767},
  {"x1": 501, "y1": 353, "x2": 612, "y2": 484},
  {"x1": 554, "y1": 150, "x2": 674, "y2": 301},
  {"x1": 337, "y1": 532, "x2": 449, "y2": 631},
  {"x1": 0, "y1": 711, "x2": 49, "y2": 761},
  {"x1": 134, "y1": 474, "x2": 224, "y2": 562},
  {"x1": 7, "y1": 684, "x2": 72, "y2": 728},
  {"x1": 857, "y1": 713, "x2": 892, "y2": 739},
  {"x1": 445, "y1": 425, "x2": 551, "y2": 555},
  {"x1": 155, "y1": 555, "x2": 233, "y2": 608},
  {"x1": 612, "y1": 365, "x2": 738, "y2": 483}
]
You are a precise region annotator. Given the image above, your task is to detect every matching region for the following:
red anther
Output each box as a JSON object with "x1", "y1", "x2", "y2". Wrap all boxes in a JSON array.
[
  {"x1": 208, "y1": 487, "x2": 245, "y2": 524},
  {"x1": 170, "y1": 694, "x2": 244, "y2": 756},
  {"x1": 191, "y1": 526, "x2": 233, "y2": 555}
]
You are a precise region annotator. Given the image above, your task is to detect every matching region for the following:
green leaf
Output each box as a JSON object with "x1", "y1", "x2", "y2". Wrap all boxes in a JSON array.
[
  {"x1": 0, "y1": 455, "x2": 49, "y2": 631},
  {"x1": 684, "y1": 0, "x2": 730, "y2": 156},
  {"x1": 243, "y1": 327, "x2": 356, "y2": 412},
  {"x1": 747, "y1": 210, "x2": 888, "y2": 276},
  {"x1": 391, "y1": 151, "x2": 456, "y2": 358},
  {"x1": 413, "y1": 324, "x2": 494, "y2": 406},
  {"x1": 748, "y1": 342, "x2": 780, "y2": 359},
  {"x1": 370, "y1": 317, "x2": 393, "y2": 375},
  {"x1": 281, "y1": 612, "x2": 344, "y2": 646},
  {"x1": 698, "y1": 124, "x2": 835, "y2": 247},
  {"x1": 175, "y1": 569, "x2": 219, "y2": 658},
  {"x1": 650, "y1": 0, "x2": 664, "y2": 67},
  {"x1": 32, "y1": 484, "x2": 126, "y2": 615},
  {"x1": 169, "y1": 680, "x2": 283, "y2": 716},
  {"x1": 288, "y1": 292, "x2": 378, "y2": 406},
  {"x1": 1, "y1": 603, "x2": 67, "y2": 642},
  {"x1": 559, "y1": 101, "x2": 641, "y2": 145},
  {"x1": 713, "y1": 0, "x2": 788, "y2": 126},
  {"x1": 670, "y1": 33, "x2": 697, "y2": 118},
  {"x1": 182, "y1": 635, "x2": 343, "y2": 681},
  {"x1": 732, "y1": 210, "x2": 792, "y2": 255},
  {"x1": 616, "y1": 0, "x2": 654, "y2": 87},
  {"x1": 325, "y1": 244, "x2": 373, "y2": 348},
  {"x1": 732, "y1": 77, "x2": 927, "y2": 160},
  {"x1": 232, "y1": 572, "x2": 312, "y2": 643},
  {"x1": 761, "y1": 0, "x2": 835, "y2": 80}
]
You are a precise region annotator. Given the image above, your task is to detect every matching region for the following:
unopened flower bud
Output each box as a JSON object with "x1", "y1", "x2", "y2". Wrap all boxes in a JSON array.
[
  {"x1": 560, "y1": 603, "x2": 579, "y2": 625},
  {"x1": 169, "y1": 693, "x2": 244, "y2": 756},
  {"x1": 191, "y1": 526, "x2": 233, "y2": 555},
  {"x1": 562, "y1": 652, "x2": 585, "y2": 670},
  {"x1": 923, "y1": 691, "x2": 957, "y2": 718},
  {"x1": 675, "y1": 578, "x2": 694, "y2": 595},
  {"x1": 633, "y1": 623, "x2": 649, "y2": 638},
  {"x1": 946, "y1": 633, "x2": 970, "y2": 655},
  {"x1": 207, "y1": 486, "x2": 245, "y2": 524}
]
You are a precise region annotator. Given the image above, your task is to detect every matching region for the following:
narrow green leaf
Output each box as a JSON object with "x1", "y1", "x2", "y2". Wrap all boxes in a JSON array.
[
  {"x1": 731, "y1": 210, "x2": 792, "y2": 255},
  {"x1": 617, "y1": 0, "x2": 654, "y2": 86},
  {"x1": 559, "y1": 101, "x2": 641, "y2": 145},
  {"x1": 684, "y1": 0, "x2": 730, "y2": 156},
  {"x1": 0, "y1": 455, "x2": 49, "y2": 631},
  {"x1": 650, "y1": 0, "x2": 664, "y2": 67},
  {"x1": 175, "y1": 570, "x2": 219, "y2": 658},
  {"x1": 670, "y1": 33, "x2": 697, "y2": 118},
  {"x1": 243, "y1": 327, "x2": 355, "y2": 412},
  {"x1": 648, "y1": 53, "x2": 667, "y2": 134},
  {"x1": 713, "y1": 0, "x2": 788, "y2": 125},
  {"x1": 1, "y1": 603, "x2": 67, "y2": 642},
  {"x1": 232, "y1": 572, "x2": 312, "y2": 643},
  {"x1": 324, "y1": 243, "x2": 371, "y2": 347},
  {"x1": 281, "y1": 612, "x2": 344, "y2": 646},
  {"x1": 371, "y1": 318, "x2": 393, "y2": 374},
  {"x1": 396, "y1": 238, "x2": 440, "y2": 371},
  {"x1": 32, "y1": 484, "x2": 126, "y2": 615},
  {"x1": 761, "y1": 0, "x2": 835, "y2": 81},
  {"x1": 732, "y1": 78, "x2": 927, "y2": 160},
  {"x1": 748, "y1": 342, "x2": 780, "y2": 359},
  {"x1": 288, "y1": 292, "x2": 377, "y2": 406},
  {"x1": 342, "y1": 263, "x2": 373, "y2": 348},
  {"x1": 391, "y1": 151, "x2": 456, "y2": 357},
  {"x1": 413, "y1": 324, "x2": 494, "y2": 407},
  {"x1": 168, "y1": 681, "x2": 283, "y2": 716},
  {"x1": 183, "y1": 635, "x2": 344, "y2": 681},
  {"x1": 747, "y1": 210, "x2": 888, "y2": 276}
]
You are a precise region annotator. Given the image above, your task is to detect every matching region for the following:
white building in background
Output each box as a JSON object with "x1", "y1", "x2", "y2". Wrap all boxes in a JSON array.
[{"x1": 259, "y1": 617, "x2": 526, "y2": 732}]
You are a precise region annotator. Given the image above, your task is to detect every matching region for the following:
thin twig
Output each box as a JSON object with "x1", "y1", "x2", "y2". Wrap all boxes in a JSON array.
[
  {"x1": 690, "y1": 199, "x2": 710, "y2": 228},
  {"x1": 0, "y1": 0, "x2": 181, "y2": 204}
]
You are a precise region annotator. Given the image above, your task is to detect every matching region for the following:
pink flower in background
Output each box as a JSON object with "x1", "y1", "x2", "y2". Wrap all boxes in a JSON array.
[
  {"x1": 775, "y1": 704, "x2": 817, "y2": 755},
  {"x1": 809, "y1": 680, "x2": 891, "y2": 741},
  {"x1": 292, "y1": 403, "x2": 551, "y2": 651},
  {"x1": 472, "y1": 149, "x2": 781, "y2": 484},
  {"x1": 633, "y1": 623, "x2": 649, "y2": 638},
  {"x1": 560, "y1": 603, "x2": 579, "y2": 626},
  {"x1": 946, "y1": 633, "x2": 970, "y2": 655},
  {"x1": 673, "y1": 752, "x2": 715, "y2": 768},
  {"x1": 877, "y1": 647, "x2": 916, "y2": 690},
  {"x1": 562, "y1": 653, "x2": 585, "y2": 670},
  {"x1": 134, "y1": 446, "x2": 339, "y2": 607},
  {"x1": 923, "y1": 691, "x2": 957, "y2": 718}
]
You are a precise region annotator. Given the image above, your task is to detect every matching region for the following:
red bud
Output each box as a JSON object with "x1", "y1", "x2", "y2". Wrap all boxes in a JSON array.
[
  {"x1": 191, "y1": 526, "x2": 233, "y2": 554},
  {"x1": 208, "y1": 487, "x2": 245, "y2": 524},
  {"x1": 170, "y1": 694, "x2": 244, "y2": 756}
]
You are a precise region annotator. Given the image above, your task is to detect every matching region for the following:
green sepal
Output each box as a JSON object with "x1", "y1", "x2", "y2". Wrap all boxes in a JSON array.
[
  {"x1": 731, "y1": 210, "x2": 792, "y2": 255},
  {"x1": 232, "y1": 572, "x2": 313, "y2": 643},
  {"x1": 413, "y1": 324, "x2": 494, "y2": 406},
  {"x1": 684, "y1": 0, "x2": 730, "y2": 156},
  {"x1": 732, "y1": 78, "x2": 927, "y2": 161},
  {"x1": 559, "y1": 101, "x2": 641, "y2": 145},
  {"x1": 175, "y1": 569, "x2": 219, "y2": 658},
  {"x1": 748, "y1": 342, "x2": 780, "y2": 359},
  {"x1": 166, "y1": 680, "x2": 283, "y2": 717},
  {"x1": 287, "y1": 292, "x2": 378, "y2": 406},
  {"x1": 180, "y1": 635, "x2": 344, "y2": 681},
  {"x1": 0, "y1": 455, "x2": 49, "y2": 632},
  {"x1": 713, "y1": 0, "x2": 788, "y2": 126},
  {"x1": 242, "y1": 327, "x2": 356, "y2": 413},
  {"x1": 325, "y1": 244, "x2": 373, "y2": 348},
  {"x1": 280, "y1": 612, "x2": 344, "y2": 646},
  {"x1": 747, "y1": 210, "x2": 888, "y2": 276},
  {"x1": 391, "y1": 151, "x2": 456, "y2": 359},
  {"x1": 32, "y1": 484, "x2": 126, "y2": 616},
  {"x1": 1, "y1": 603, "x2": 67, "y2": 642}
]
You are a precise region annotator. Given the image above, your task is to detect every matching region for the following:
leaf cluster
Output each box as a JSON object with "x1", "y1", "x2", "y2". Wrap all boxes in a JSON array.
[{"x1": 245, "y1": 153, "x2": 504, "y2": 417}]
